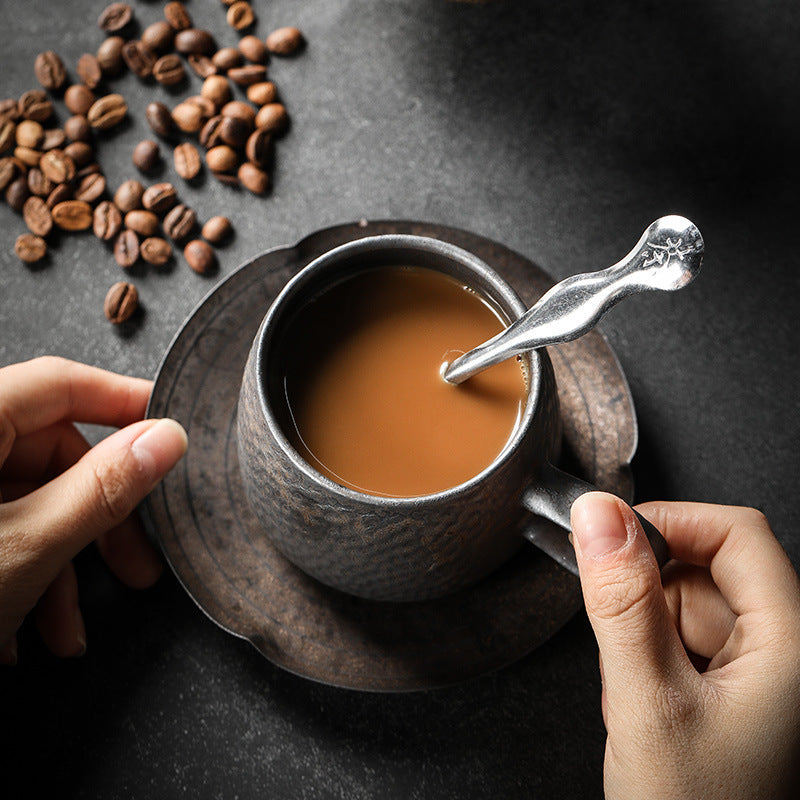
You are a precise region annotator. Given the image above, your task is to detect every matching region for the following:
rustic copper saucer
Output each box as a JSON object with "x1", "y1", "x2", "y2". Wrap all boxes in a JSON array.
[{"x1": 143, "y1": 220, "x2": 637, "y2": 692}]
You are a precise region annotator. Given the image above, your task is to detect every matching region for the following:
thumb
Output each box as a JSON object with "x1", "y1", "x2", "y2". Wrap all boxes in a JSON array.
[
  {"x1": 571, "y1": 492, "x2": 693, "y2": 698},
  {"x1": 10, "y1": 418, "x2": 187, "y2": 574}
]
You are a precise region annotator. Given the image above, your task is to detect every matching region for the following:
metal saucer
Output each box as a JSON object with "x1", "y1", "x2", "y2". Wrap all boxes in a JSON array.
[{"x1": 143, "y1": 220, "x2": 637, "y2": 692}]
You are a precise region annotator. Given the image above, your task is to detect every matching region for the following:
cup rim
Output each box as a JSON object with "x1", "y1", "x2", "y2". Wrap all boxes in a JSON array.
[{"x1": 253, "y1": 233, "x2": 542, "y2": 506}]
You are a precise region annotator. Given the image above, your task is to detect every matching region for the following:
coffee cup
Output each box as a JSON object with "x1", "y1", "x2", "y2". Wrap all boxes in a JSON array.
[{"x1": 237, "y1": 234, "x2": 668, "y2": 602}]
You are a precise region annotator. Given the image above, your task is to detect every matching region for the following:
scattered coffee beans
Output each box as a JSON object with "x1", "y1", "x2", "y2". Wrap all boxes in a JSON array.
[
  {"x1": 173, "y1": 142, "x2": 201, "y2": 180},
  {"x1": 52, "y1": 200, "x2": 93, "y2": 231},
  {"x1": 77, "y1": 54, "x2": 104, "y2": 90},
  {"x1": 104, "y1": 280, "x2": 138, "y2": 323},
  {"x1": 164, "y1": 2, "x2": 192, "y2": 32},
  {"x1": 114, "y1": 228, "x2": 140, "y2": 268},
  {"x1": 238, "y1": 161, "x2": 269, "y2": 194},
  {"x1": 140, "y1": 236, "x2": 172, "y2": 266},
  {"x1": 34, "y1": 52, "x2": 68, "y2": 91},
  {"x1": 114, "y1": 179, "x2": 145, "y2": 213},
  {"x1": 93, "y1": 200, "x2": 123, "y2": 241},
  {"x1": 65, "y1": 85, "x2": 96, "y2": 117},
  {"x1": 201, "y1": 215, "x2": 232, "y2": 244},
  {"x1": 97, "y1": 36, "x2": 125, "y2": 74},
  {"x1": 184, "y1": 238, "x2": 216, "y2": 274},
  {"x1": 163, "y1": 203, "x2": 196, "y2": 241},
  {"x1": 227, "y1": 2, "x2": 256, "y2": 32},
  {"x1": 14, "y1": 232, "x2": 47, "y2": 263},
  {"x1": 133, "y1": 139, "x2": 161, "y2": 173},
  {"x1": 266, "y1": 27, "x2": 305, "y2": 56},
  {"x1": 98, "y1": 3, "x2": 133, "y2": 34},
  {"x1": 87, "y1": 93, "x2": 127, "y2": 130},
  {"x1": 22, "y1": 195, "x2": 53, "y2": 237},
  {"x1": 142, "y1": 182, "x2": 177, "y2": 215},
  {"x1": 125, "y1": 209, "x2": 160, "y2": 237},
  {"x1": 153, "y1": 54, "x2": 186, "y2": 86}
]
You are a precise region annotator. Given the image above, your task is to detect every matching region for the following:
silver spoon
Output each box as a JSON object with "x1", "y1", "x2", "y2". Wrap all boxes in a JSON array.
[{"x1": 442, "y1": 215, "x2": 704, "y2": 385}]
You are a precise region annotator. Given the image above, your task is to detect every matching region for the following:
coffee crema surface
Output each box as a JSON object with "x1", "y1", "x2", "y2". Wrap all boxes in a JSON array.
[{"x1": 277, "y1": 266, "x2": 528, "y2": 497}]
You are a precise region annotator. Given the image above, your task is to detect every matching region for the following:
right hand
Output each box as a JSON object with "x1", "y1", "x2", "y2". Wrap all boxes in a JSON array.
[{"x1": 570, "y1": 493, "x2": 800, "y2": 800}]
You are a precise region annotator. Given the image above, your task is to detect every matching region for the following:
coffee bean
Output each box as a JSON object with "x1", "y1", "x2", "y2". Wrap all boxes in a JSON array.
[
  {"x1": 18, "y1": 90, "x2": 53, "y2": 123},
  {"x1": 255, "y1": 103, "x2": 289, "y2": 134},
  {"x1": 93, "y1": 200, "x2": 123, "y2": 241},
  {"x1": 113, "y1": 228, "x2": 140, "y2": 268},
  {"x1": 228, "y1": 65, "x2": 267, "y2": 87},
  {"x1": 221, "y1": 101, "x2": 256, "y2": 126},
  {"x1": 266, "y1": 26, "x2": 305, "y2": 56},
  {"x1": 34, "y1": 51, "x2": 67, "y2": 91},
  {"x1": 114, "y1": 179, "x2": 144, "y2": 212},
  {"x1": 212, "y1": 47, "x2": 242, "y2": 72},
  {"x1": 201, "y1": 75, "x2": 232, "y2": 108},
  {"x1": 87, "y1": 94, "x2": 127, "y2": 130},
  {"x1": 0, "y1": 99, "x2": 20, "y2": 123},
  {"x1": 46, "y1": 183, "x2": 72, "y2": 208},
  {"x1": 145, "y1": 102, "x2": 177, "y2": 140},
  {"x1": 0, "y1": 119, "x2": 15, "y2": 154},
  {"x1": 245, "y1": 129, "x2": 272, "y2": 167},
  {"x1": 238, "y1": 161, "x2": 269, "y2": 194},
  {"x1": 199, "y1": 116, "x2": 224, "y2": 149},
  {"x1": 227, "y1": 2, "x2": 256, "y2": 31},
  {"x1": 73, "y1": 172, "x2": 106, "y2": 203},
  {"x1": 140, "y1": 236, "x2": 172, "y2": 266},
  {"x1": 172, "y1": 101, "x2": 205, "y2": 134},
  {"x1": 186, "y1": 95, "x2": 216, "y2": 119},
  {"x1": 164, "y1": 1, "x2": 192, "y2": 31},
  {"x1": 23, "y1": 195, "x2": 53, "y2": 237},
  {"x1": 163, "y1": 203, "x2": 196, "y2": 241},
  {"x1": 153, "y1": 54, "x2": 186, "y2": 87},
  {"x1": 132, "y1": 139, "x2": 161, "y2": 173},
  {"x1": 27, "y1": 168, "x2": 53, "y2": 197},
  {"x1": 239, "y1": 35, "x2": 267, "y2": 64},
  {"x1": 174, "y1": 143, "x2": 201, "y2": 180},
  {"x1": 40, "y1": 149, "x2": 76, "y2": 184},
  {"x1": 64, "y1": 115, "x2": 91, "y2": 143},
  {"x1": 14, "y1": 146, "x2": 42, "y2": 169},
  {"x1": 14, "y1": 233, "x2": 47, "y2": 263},
  {"x1": 64, "y1": 141, "x2": 94, "y2": 168},
  {"x1": 125, "y1": 209, "x2": 160, "y2": 237},
  {"x1": 41, "y1": 128, "x2": 67, "y2": 151},
  {"x1": 142, "y1": 182, "x2": 177, "y2": 215},
  {"x1": 246, "y1": 81, "x2": 277, "y2": 106},
  {"x1": 206, "y1": 144, "x2": 239, "y2": 174},
  {"x1": 219, "y1": 115, "x2": 251, "y2": 148},
  {"x1": 65, "y1": 85, "x2": 96, "y2": 116},
  {"x1": 0, "y1": 157, "x2": 20, "y2": 191},
  {"x1": 122, "y1": 41, "x2": 157, "y2": 80},
  {"x1": 211, "y1": 170, "x2": 239, "y2": 188},
  {"x1": 174, "y1": 29, "x2": 216, "y2": 57},
  {"x1": 98, "y1": 3, "x2": 133, "y2": 33},
  {"x1": 187, "y1": 55, "x2": 218, "y2": 79},
  {"x1": 77, "y1": 54, "x2": 104, "y2": 90},
  {"x1": 201, "y1": 215, "x2": 232, "y2": 244},
  {"x1": 142, "y1": 21, "x2": 175, "y2": 54},
  {"x1": 52, "y1": 200, "x2": 93, "y2": 231},
  {"x1": 6, "y1": 176, "x2": 30, "y2": 211},
  {"x1": 104, "y1": 281, "x2": 138, "y2": 324},
  {"x1": 15, "y1": 119, "x2": 44, "y2": 149},
  {"x1": 184, "y1": 239, "x2": 216, "y2": 274},
  {"x1": 97, "y1": 36, "x2": 125, "y2": 75}
]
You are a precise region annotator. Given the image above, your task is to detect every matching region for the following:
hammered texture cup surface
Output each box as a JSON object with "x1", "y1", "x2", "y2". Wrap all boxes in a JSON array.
[
  {"x1": 237, "y1": 235, "x2": 562, "y2": 602},
  {"x1": 144, "y1": 220, "x2": 637, "y2": 691}
]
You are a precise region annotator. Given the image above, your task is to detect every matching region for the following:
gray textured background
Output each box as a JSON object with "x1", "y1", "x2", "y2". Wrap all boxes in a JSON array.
[{"x1": 1, "y1": 1, "x2": 799, "y2": 797}]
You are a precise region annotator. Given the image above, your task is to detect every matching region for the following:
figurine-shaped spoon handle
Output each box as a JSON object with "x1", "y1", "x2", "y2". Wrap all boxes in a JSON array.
[{"x1": 442, "y1": 215, "x2": 704, "y2": 385}]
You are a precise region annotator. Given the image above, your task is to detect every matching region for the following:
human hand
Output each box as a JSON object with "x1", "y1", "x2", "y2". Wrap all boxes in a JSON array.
[
  {"x1": 570, "y1": 493, "x2": 800, "y2": 800},
  {"x1": 0, "y1": 356, "x2": 187, "y2": 664}
]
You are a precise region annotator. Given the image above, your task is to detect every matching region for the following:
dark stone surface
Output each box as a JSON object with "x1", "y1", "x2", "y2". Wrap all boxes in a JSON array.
[{"x1": 1, "y1": 1, "x2": 798, "y2": 797}]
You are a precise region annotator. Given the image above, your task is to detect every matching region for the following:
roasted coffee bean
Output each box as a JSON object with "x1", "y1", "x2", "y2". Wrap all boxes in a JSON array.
[
  {"x1": 73, "y1": 172, "x2": 106, "y2": 203},
  {"x1": 14, "y1": 146, "x2": 42, "y2": 169},
  {"x1": 97, "y1": 36, "x2": 125, "y2": 75},
  {"x1": 255, "y1": 103, "x2": 289, "y2": 134},
  {"x1": 163, "y1": 203, "x2": 196, "y2": 241},
  {"x1": 41, "y1": 128, "x2": 67, "y2": 151},
  {"x1": 238, "y1": 161, "x2": 269, "y2": 194},
  {"x1": 93, "y1": 200, "x2": 123, "y2": 241},
  {"x1": 76, "y1": 162, "x2": 102, "y2": 179},
  {"x1": 34, "y1": 51, "x2": 67, "y2": 91},
  {"x1": 40, "y1": 149, "x2": 76, "y2": 184},
  {"x1": 14, "y1": 233, "x2": 47, "y2": 264},
  {"x1": 201, "y1": 215, "x2": 232, "y2": 244},
  {"x1": 245, "y1": 129, "x2": 272, "y2": 167},
  {"x1": 6, "y1": 176, "x2": 30, "y2": 211},
  {"x1": 52, "y1": 199, "x2": 93, "y2": 231},
  {"x1": 266, "y1": 26, "x2": 305, "y2": 56},
  {"x1": 124, "y1": 209, "x2": 160, "y2": 237},
  {"x1": 174, "y1": 142, "x2": 201, "y2": 180},
  {"x1": 153, "y1": 54, "x2": 186, "y2": 86},
  {"x1": 221, "y1": 100, "x2": 256, "y2": 126},
  {"x1": 164, "y1": 1, "x2": 192, "y2": 31},
  {"x1": 187, "y1": 55, "x2": 217, "y2": 79},
  {"x1": 142, "y1": 182, "x2": 177, "y2": 215},
  {"x1": 114, "y1": 178, "x2": 144, "y2": 212},
  {"x1": 140, "y1": 236, "x2": 172, "y2": 266},
  {"x1": 113, "y1": 228, "x2": 140, "y2": 268},
  {"x1": 132, "y1": 139, "x2": 161, "y2": 172},
  {"x1": 46, "y1": 183, "x2": 72, "y2": 208},
  {"x1": 87, "y1": 93, "x2": 127, "y2": 130},
  {"x1": 0, "y1": 157, "x2": 20, "y2": 191},
  {"x1": 122, "y1": 41, "x2": 157, "y2": 79},
  {"x1": 227, "y1": 2, "x2": 255, "y2": 31},
  {"x1": 246, "y1": 81, "x2": 277, "y2": 106},
  {"x1": 104, "y1": 281, "x2": 138, "y2": 323},
  {"x1": 0, "y1": 119, "x2": 15, "y2": 154},
  {"x1": 201, "y1": 75, "x2": 232, "y2": 108},
  {"x1": 172, "y1": 101, "x2": 205, "y2": 134},
  {"x1": 184, "y1": 239, "x2": 216, "y2": 274},
  {"x1": 18, "y1": 90, "x2": 53, "y2": 123},
  {"x1": 23, "y1": 195, "x2": 53, "y2": 237},
  {"x1": 145, "y1": 101, "x2": 177, "y2": 139},
  {"x1": 27, "y1": 168, "x2": 53, "y2": 197},
  {"x1": 98, "y1": 3, "x2": 132, "y2": 33},
  {"x1": 174, "y1": 29, "x2": 216, "y2": 56},
  {"x1": 77, "y1": 54, "x2": 104, "y2": 90},
  {"x1": 219, "y1": 115, "x2": 250, "y2": 148},
  {"x1": 212, "y1": 47, "x2": 242, "y2": 72},
  {"x1": 187, "y1": 95, "x2": 216, "y2": 119},
  {"x1": 0, "y1": 99, "x2": 20, "y2": 123},
  {"x1": 142, "y1": 21, "x2": 175, "y2": 54},
  {"x1": 211, "y1": 170, "x2": 239, "y2": 188},
  {"x1": 227, "y1": 64, "x2": 267, "y2": 87},
  {"x1": 64, "y1": 115, "x2": 91, "y2": 143},
  {"x1": 64, "y1": 141, "x2": 94, "y2": 167},
  {"x1": 206, "y1": 144, "x2": 238, "y2": 173},
  {"x1": 64, "y1": 85, "x2": 96, "y2": 116},
  {"x1": 239, "y1": 35, "x2": 267, "y2": 64},
  {"x1": 199, "y1": 116, "x2": 224, "y2": 149},
  {"x1": 15, "y1": 119, "x2": 44, "y2": 149}
]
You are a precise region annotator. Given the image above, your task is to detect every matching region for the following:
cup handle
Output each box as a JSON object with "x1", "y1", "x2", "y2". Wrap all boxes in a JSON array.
[{"x1": 520, "y1": 463, "x2": 670, "y2": 577}]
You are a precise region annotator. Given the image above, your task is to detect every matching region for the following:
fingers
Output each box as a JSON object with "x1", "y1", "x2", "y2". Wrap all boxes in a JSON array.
[
  {"x1": 96, "y1": 517, "x2": 163, "y2": 589},
  {"x1": 0, "y1": 356, "x2": 152, "y2": 465},
  {"x1": 35, "y1": 563, "x2": 86, "y2": 658},
  {"x1": 0, "y1": 420, "x2": 89, "y2": 482},
  {"x1": 571, "y1": 492, "x2": 696, "y2": 696}
]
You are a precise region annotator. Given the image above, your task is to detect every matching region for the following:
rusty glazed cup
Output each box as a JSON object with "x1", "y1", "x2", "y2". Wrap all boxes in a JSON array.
[{"x1": 237, "y1": 235, "x2": 667, "y2": 601}]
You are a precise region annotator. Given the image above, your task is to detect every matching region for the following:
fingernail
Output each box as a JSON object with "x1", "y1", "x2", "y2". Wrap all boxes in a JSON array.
[
  {"x1": 571, "y1": 492, "x2": 632, "y2": 559},
  {"x1": 131, "y1": 419, "x2": 188, "y2": 485},
  {"x1": 0, "y1": 636, "x2": 18, "y2": 666}
]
